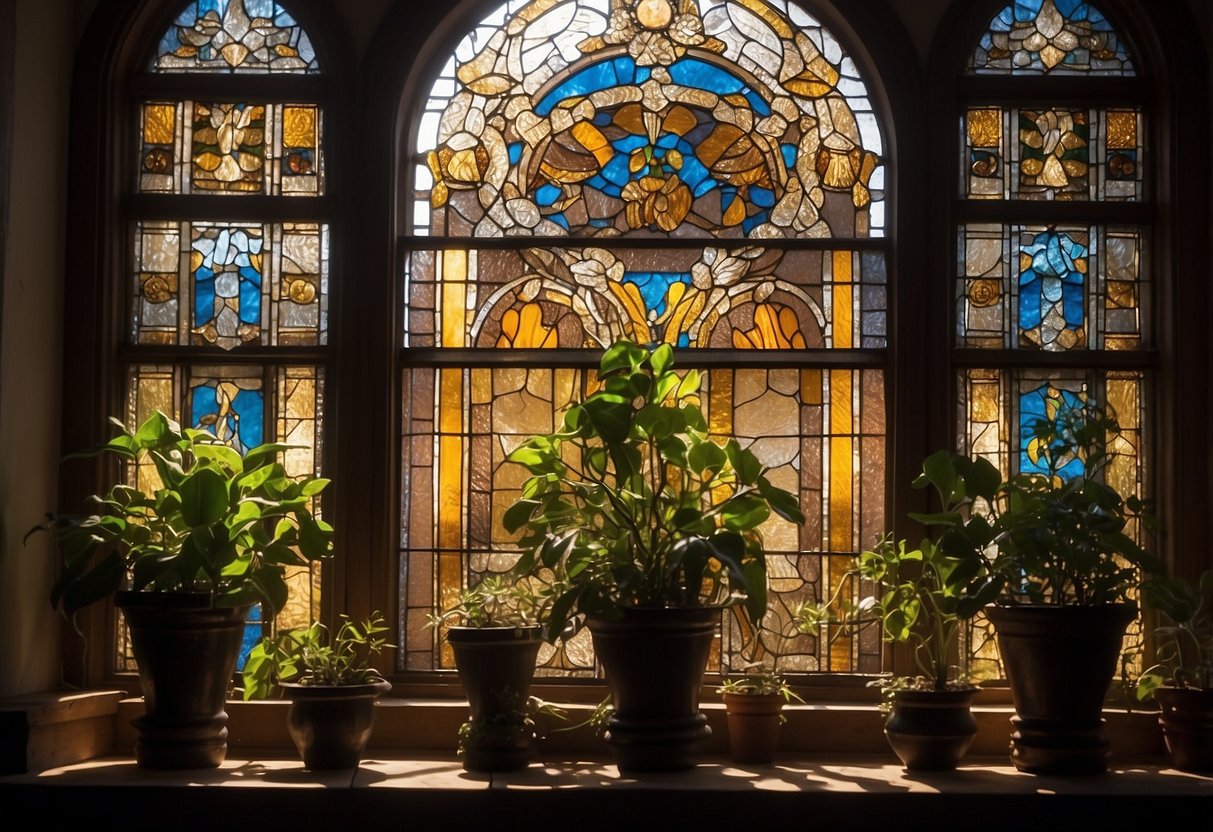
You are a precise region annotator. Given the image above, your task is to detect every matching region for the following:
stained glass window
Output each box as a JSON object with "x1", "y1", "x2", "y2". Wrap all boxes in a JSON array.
[
  {"x1": 117, "y1": 1, "x2": 329, "y2": 672},
  {"x1": 958, "y1": 2, "x2": 1150, "y2": 681},
  {"x1": 402, "y1": 0, "x2": 888, "y2": 678}
]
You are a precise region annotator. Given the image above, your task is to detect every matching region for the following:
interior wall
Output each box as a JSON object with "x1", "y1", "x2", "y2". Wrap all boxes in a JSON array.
[{"x1": 0, "y1": 0, "x2": 73, "y2": 697}]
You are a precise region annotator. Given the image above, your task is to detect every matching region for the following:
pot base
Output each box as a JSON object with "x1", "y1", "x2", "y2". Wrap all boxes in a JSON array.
[
  {"x1": 133, "y1": 715, "x2": 229, "y2": 769},
  {"x1": 884, "y1": 689, "x2": 977, "y2": 771},
  {"x1": 1009, "y1": 716, "x2": 1110, "y2": 775},
  {"x1": 605, "y1": 713, "x2": 711, "y2": 773}
]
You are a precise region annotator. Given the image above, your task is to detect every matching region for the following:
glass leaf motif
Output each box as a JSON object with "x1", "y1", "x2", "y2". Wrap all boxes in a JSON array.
[
  {"x1": 402, "y1": 245, "x2": 886, "y2": 350},
  {"x1": 152, "y1": 0, "x2": 318, "y2": 74},
  {"x1": 970, "y1": 0, "x2": 1133, "y2": 75},
  {"x1": 415, "y1": 0, "x2": 884, "y2": 238}
]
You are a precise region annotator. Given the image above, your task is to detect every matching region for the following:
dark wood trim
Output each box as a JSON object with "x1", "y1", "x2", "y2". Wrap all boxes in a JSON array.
[
  {"x1": 396, "y1": 235, "x2": 893, "y2": 252},
  {"x1": 954, "y1": 201, "x2": 1155, "y2": 225},
  {"x1": 397, "y1": 347, "x2": 890, "y2": 370},
  {"x1": 123, "y1": 194, "x2": 334, "y2": 221}
]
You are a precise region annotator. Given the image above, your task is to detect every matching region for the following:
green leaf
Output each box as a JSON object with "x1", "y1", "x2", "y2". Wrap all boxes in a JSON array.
[
  {"x1": 650, "y1": 343, "x2": 674, "y2": 376},
  {"x1": 503, "y1": 499, "x2": 539, "y2": 533},
  {"x1": 301, "y1": 477, "x2": 331, "y2": 497},
  {"x1": 179, "y1": 468, "x2": 230, "y2": 527},
  {"x1": 298, "y1": 517, "x2": 334, "y2": 560},
  {"x1": 134, "y1": 410, "x2": 172, "y2": 447},
  {"x1": 721, "y1": 495, "x2": 770, "y2": 531},
  {"x1": 599, "y1": 340, "x2": 642, "y2": 377}
]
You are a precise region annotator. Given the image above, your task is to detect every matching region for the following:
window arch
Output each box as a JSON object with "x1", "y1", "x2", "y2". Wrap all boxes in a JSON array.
[{"x1": 398, "y1": 0, "x2": 896, "y2": 677}]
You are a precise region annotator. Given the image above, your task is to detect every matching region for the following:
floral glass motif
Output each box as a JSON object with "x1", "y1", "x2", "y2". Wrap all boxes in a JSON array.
[
  {"x1": 1019, "y1": 383, "x2": 1086, "y2": 478},
  {"x1": 140, "y1": 101, "x2": 324, "y2": 196},
  {"x1": 414, "y1": 0, "x2": 885, "y2": 239},
  {"x1": 403, "y1": 245, "x2": 886, "y2": 350},
  {"x1": 956, "y1": 224, "x2": 1144, "y2": 351},
  {"x1": 152, "y1": 0, "x2": 318, "y2": 73},
  {"x1": 970, "y1": 0, "x2": 1133, "y2": 75},
  {"x1": 963, "y1": 107, "x2": 1142, "y2": 201}
]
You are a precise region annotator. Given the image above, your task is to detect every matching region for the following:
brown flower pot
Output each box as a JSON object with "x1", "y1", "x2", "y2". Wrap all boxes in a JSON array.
[
  {"x1": 117, "y1": 591, "x2": 251, "y2": 770},
  {"x1": 986, "y1": 603, "x2": 1135, "y2": 775},
  {"x1": 1155, "y1": 686, "x2": 1213, "y2": 773},
  {"x1": 588, "y1": 607, "x2": 718, "y2": 773},
  {"x1": 282, "y1": 680, "x2": 392, "y2": 770},
  {"x1": 884, "y1": 688, "x2": 978, "y2": 771},
  {"x1": 721, "y1": 692, "x2": 784, "y2": 764},
  {"x1": 448, "y1": 625, "x2": 543, "y2": 772}
]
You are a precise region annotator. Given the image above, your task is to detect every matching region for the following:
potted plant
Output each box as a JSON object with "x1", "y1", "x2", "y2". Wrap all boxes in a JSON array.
[
  {"x1": 921, "y1": 400, "x2": 1162, "y2": 774},
  {"x1": 28, "y1": 410, "x2": 334, "y2": 769},
  {"x1": 429, "y1": 575, "x2": 546, "y2": 771},
  {"x1": 716, "y1": 665, "x2": 803, "y2": 765},
  {"x1": 241, "y1": 612, "x2": 393, "y2": 770},
  {"x1": 504, "y1": 339, "x2": 804, "y2": 772},
  {"x1": 1136, "y1": 570, "x2": 1213, "y2": 772}
]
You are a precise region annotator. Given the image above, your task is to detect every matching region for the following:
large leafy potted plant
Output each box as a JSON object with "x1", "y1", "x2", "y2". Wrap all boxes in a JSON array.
[
  {"x1": 242, "y1": 613, "x2": 393, "y2": 770},
  {"x1": 503, "y1": 339, "x2": 804, "y2": 772},
  {"x1": 1136, "y1": 571, "x2": 1213, "y2": 773},
  {"x1": 429, "y1": 576, "x2": 546, "y2": 772},
  {"x1": 922, "y1": 401, "x2": 1161, "y2": 774},
  {"x1": 29, "y1": 410, "x2": 334, "y2": 769}
]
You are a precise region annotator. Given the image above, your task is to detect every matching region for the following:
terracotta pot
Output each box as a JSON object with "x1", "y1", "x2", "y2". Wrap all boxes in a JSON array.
[
  {"x1": 1155, "y1": 686, "x2": 1213, "y2": 773},
  {"x1": 986, "y1": 603, "x2": 1135, "y2": 774},
  {"x1": 884, "y1": 688, "x2": 978, "y2": 771},
  {"x1": 282, "y1": 680, "x2": 392, "y2": 770},
  {"x1": 588, "y1": 607, "x2": 718, "y2": 773},
  {"x1": 721, "y1": 692, "x2": 784, "y2": 764},
  {"x1": 117, "y1": 591, "x2": 251, "y2": 770},
  {"x1": 447, "y1": 625, "x2": 543, "y2": 772}
]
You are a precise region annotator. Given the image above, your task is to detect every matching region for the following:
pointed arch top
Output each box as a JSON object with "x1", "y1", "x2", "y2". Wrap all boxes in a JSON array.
[
  {"x1": 151, "y1": 0, "x2": 319, "y2": 73},
  {"x1": 969, "y1": 0, "x2": 1134, "y2": 75}
]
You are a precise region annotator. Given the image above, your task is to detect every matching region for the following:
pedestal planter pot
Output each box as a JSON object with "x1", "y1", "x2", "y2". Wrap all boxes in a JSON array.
[
  {"x1": 118, "y1": 591, "x2": 250, "y2": 770},
  {"x1": 448, "y1": 625, "x2": 543, "y2": 772},
  {"x1": 884, "y1": 688, "x2": 978, "y2": 771},
  {"x1": 588, "y1": 607, "x2": 718, "y2": 773},
  {"x1": 1155, "y1": 687, "x2": 1213, "y2": 773},
  {"x1": 986, "y1": 603, "x2": 1135, "y2": 775},
  {"x1": 722, "y1": 693, "x2": 784, "y2": 764},
  {"x1": 282, "y1": 680, "x2": 392, "y2": 770}
]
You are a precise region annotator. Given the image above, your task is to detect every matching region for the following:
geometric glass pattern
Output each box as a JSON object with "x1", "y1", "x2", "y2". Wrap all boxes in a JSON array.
[
  {"x1": 152, "y1": 0, "x2": 319, "y2": 74},
  {"x1": 963, "y1": 107, "x2": 1143, "y2": 201},
  {"x1": 402, "y1": 1, "x2": 890, "y2": 676},
  {"x1": 413, "y1": 0, "x2": 885, "y2": 239},
  {"x1": 969, "y1": 0, "x2": 1134, "y2": 76},
  {"x1": 956, "y1": 224, "x2": 1144, "y2": 351},
  {"x1": 139, "y1": 101, "x2": 324, "y2": 196}
]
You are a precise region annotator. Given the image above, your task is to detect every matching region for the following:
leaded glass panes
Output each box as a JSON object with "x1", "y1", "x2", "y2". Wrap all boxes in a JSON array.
[
  {"x1": 402, "y1": 245, "x2": 886, "y2": 349},
  {"x1": 956, "y1": 224, "x2": 1145, "y2": 350},
  {"x1": 153, "y1": 0, "x2": 319, "y2": 74},
  {"x1": 139, "y1": 101, "x2": 324, "y2": 196},
  {"x1": 412, "y1": 0, "x2": 884, "y2": 239},
  {"x1": 963, "y1": 107, "x2": 1143, "y2": 201},
  {"x1": 403, "y1": 0, "x2": 890, "y2": 678},
  {"x1": 969, "y1": 0, "x2": 1134, "y2": 76},
  {"x1": 132, "y1": 221, "x2": 329, "y2": 349},
  {"x1": 400, "y1": 363, "x2": 886, "y2": 675}
]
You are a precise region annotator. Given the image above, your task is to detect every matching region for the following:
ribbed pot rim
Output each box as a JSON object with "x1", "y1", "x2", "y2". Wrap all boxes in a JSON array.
[
  {"x1": 280, "y1": 679, "x2": 392, "y2": 699},
  {"x1": 446, "y1": 625, "x2": 543, "y2": 644},
  {"x1": 891, "y1": 688, "x2": 977, "y2": 706}
]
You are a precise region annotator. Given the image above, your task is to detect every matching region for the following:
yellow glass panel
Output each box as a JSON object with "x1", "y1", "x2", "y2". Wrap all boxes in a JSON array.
[
  {"x1": 441, "y1": 250, "x2": 468, "y2": 349},
  {"x1": 832, "y1": 252, "x2": 853, "y2": 349},
  {"x1": 801, "y1": 369, "x2": 822, "y2": 405},
  {"x1": 283, "y1": 105, "x2": 317, "y2": 149},
  {"x1": 1105, "y1": 376, "x2": 1141, "y2": 517},
  {"x1": 968, "y1": 108, "x2": 1001, "y2": 148},
  {"x1": 709, "y1": 369, "x2": 733, "y2": 437},
  {"x1": 439, "y1": 436, "x2": 463, "y2": 550},
  {"x1": 143, "y1": 103, "x2": 175, "y2": 145},
  {"x1": 439, "y1": 369, "x2": 463, "y2": 434},
  {"x1": 1105, "y1": 111, "x2": 1137, "y2": 150}
]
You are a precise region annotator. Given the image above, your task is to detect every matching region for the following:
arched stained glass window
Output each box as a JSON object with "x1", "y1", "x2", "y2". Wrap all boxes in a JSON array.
[
  {"x1": 120, "y1": 0, "x2": 331, "y2": 670},
  {"x1": 401, "y1": 0, "x2": 889, "y2": 677},
  {"x1": 955, "y1": 0, "x2": 1150, "y2": 679}
]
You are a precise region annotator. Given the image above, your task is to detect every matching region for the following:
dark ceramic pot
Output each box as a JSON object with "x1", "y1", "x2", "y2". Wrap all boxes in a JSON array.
[
  {"x1": 986, "y1": 603, "x2": 1135, "y2": 775},
  {"x1": 447, "y1": 625, "x2": 543, "y2": 772},
  {"x1": 1155, "y1": 686, "x2": 1213, "y2": 773},
  {"x1": 883, "y1": 688, "x2": 978, "y2": 771},
  {"x1": 282, "y1": 679, "x2": 393, "y2": 770},
  {"x1": 588, "y1": 607, "x2": 718, "y2": 773},
  {"x1": 721, "y1": 692, "x2": 784, "y2": 765},
  {"x1": 117, "y1": 591, "x2": 251, "y2": 770}
]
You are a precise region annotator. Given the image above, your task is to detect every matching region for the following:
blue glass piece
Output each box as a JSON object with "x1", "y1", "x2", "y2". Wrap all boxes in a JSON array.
[
  {"x1": 622, "y1": 272, "x2": 692, "y2": 317},
  {"x1": 191, "y1": 382, "x2": 264, "y2": 453},
  {"x1": 1018, "y1": 230, "x2": 1087, "y2": 334},
  {"x1": 535, "y1": 183, "x2": 562, "y2": 206},
  {"x1": 781, "y1": 144, "x2": 798, "y2": 168},
  {"x1": 742, "y1": 212, "x2": 769, "y2": 234},
  {"x1": 1063, "y1": 283, "x2": 1084, "y2": 325},
  {"x1": 589, "y1": 218, "x2": 611, "y2": 227},
  {"x1": 601, "y1": 154, "x2": 632, "y2": 187},
  {"x1": 235, "y1": 602, "x2": 264, "y2": 672},
  {"x1": 667, "y1": 59, "x2": 771, "y2": 116},
  {"x1": 239, "y1": 266, "x2": 261, "y2": 324},
  {"x1": 233, "y1": 389, "x2": 264, "y2": 448},
  {"x1": 677, "y1": 332, "x2": 690, "y2": 348},
  {"x1": 1019, "y1": 385, "x2": 1086, "y2": 479},
  {"x1": 613, "y1": 134, "x2": 648, "y2": 153},
  {"x1": 1014, "y1": 0, "x2": 1044, "y2": 22},
  {"x1": 585, "y1": 173, "x2": 622, "y2": 198},
  {"x1": 194, "y1": 267, "x2": 215, "y2": 327},
  {"x1": 750, "y1": 187, "x2": 775, "y2": 208},
  {"x1": 549, "y1": 213, "x2": 570, "y2": 230},
  {"x1": 508, "y1": 142, "x2": 523, "y2": 165},
  {"x1": 536, "y1": 59, "x2": 635, "y2": 114},
  {"x1": 657, "y1": 133, "x2": 680, "y2": 149},
  {"x1": 612, "y1": 56, "x2": 635, "y2": 84},
  {"x1": 636, "y1": 67, "x2": 650, "y2": 83}
]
